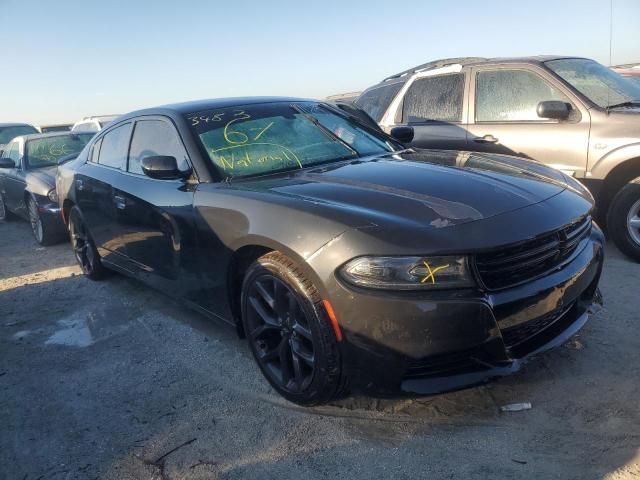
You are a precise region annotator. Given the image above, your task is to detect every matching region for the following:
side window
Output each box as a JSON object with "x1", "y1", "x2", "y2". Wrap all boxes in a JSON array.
[
  {"x1": 128, "y1": 119, "x2": 189, "y2": 175},
  {"x1": 6, "y1": 142, "x2": 21, "y2": 167},
  {"x1": 355, "y1": 83, "x2": 403, "y2": 122},
  {"x1": 97, "y1": 123, "x2": 132, "y2": 169},
  {"x1": 88, "y1": 138, "x2": 102, "y2": 163},
  {"x1": 402, "y1": 74, "x2": 464, "y2": 123},
  {"x1": 476, "y1": 70, "x2": 570, "y2": 122}
]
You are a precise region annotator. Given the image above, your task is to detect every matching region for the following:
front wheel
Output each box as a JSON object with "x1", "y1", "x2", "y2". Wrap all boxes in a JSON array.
[
  {"x1": 27, "y1": 196, "x2": 57, "y2": 245},
  {"x1": 68, "y1": 206, "x2": 108, "y2": 280},
  {"x1": 241, "y1": 251, "x2": 344, "y2": 405},
  {"x1": 0, "y1": 193, "x2": 15, "y2": 221},
  {"x1": 607, "y1": 179, "x2": 640, "y2": 262}
]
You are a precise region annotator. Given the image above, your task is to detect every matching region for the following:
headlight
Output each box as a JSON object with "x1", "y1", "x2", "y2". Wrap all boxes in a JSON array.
[
  {"x1": 339, "y1": 255, "x2": 474, "y2": 290},
  {"x1": 47, "y1": 188, "x2": 58, "y2": 203}
]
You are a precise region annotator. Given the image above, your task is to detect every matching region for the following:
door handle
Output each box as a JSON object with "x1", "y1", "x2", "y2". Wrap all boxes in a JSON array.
[
  {"x1": 473, "y1": 134, "x2": 499, "y2": 144},
  {"x1": 114, "y1": 195, "x2": 126, "y2": 210},
  {"x1": 76, "y1": 179, "x2": 84, "y2": 191}
]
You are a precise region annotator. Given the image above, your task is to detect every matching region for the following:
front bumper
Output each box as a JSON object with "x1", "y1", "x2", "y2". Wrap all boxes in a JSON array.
[
  {"x1": 37, "y1": 202, "x2": 66, "y2": 237},
  {"x1": 330, "y1": 227, "x2": 604, "y2": 395}
]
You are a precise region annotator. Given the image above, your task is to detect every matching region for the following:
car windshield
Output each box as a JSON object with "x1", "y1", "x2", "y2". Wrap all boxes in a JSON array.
[
  {"x1": 186, "y1": 102, "x2": 395, "y2": 179},
  {"x1": 546, "y1": 58, "x2": 640, "y2": 108},
  {"x1": 0, "y1": 125, "x2": 38, "y2": 144},
  {"x1": 26, "y1": 133, "x2": 94, "y2": 168}
]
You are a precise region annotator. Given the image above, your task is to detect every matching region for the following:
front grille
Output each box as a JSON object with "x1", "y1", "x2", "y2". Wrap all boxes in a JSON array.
[
  {"x1": 501, "y1": 302, "x2": 574, "y2": 349},
  {"x1": 475, "y1": 216, "x2": 592, "y2": 290},
  {"x1": 405, "y1": 348, "x2": 486, "y2": 379}
]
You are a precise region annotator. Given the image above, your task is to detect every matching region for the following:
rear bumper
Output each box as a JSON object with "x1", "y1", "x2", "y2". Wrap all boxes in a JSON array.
[{"x1": 332, "y1": 227, "x2": 604, "y2": 395}]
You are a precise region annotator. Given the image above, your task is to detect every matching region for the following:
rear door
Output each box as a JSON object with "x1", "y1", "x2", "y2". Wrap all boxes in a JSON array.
[
  {"x1": 75, "y1": 122, "x2": 133, "y2": 268},
  {"x1": 380, "y1": 70, "x2": 469, "y2": 150},
  {"x1": 467, "y1": 65, "x2": 590, "y2": 175},
  {"x1": 114, "y1": 116, "x2": 196, "y2": 295}
]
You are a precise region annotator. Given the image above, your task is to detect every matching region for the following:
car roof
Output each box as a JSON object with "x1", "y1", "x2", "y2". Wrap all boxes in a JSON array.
[
  {"x1": 380, "y1": 55, "x2": 590, "y2": 82},
  {"x1": 0, "y1": 123, "x2": 36, "y2": 128},
  {"x1": 118, "y1": 96, "x2": 313, "y2": 120},
  {"x1": 76, "y1": 115, "x2": 119, "y2": 122},
  {"x1": 17, "y1": 131, "x2": 94, "y2": 142}
]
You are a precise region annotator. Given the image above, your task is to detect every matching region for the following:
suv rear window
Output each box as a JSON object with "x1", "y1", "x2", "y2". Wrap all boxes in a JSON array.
[
  {"x1": 402, "y1": 74, "x2": 464, "y2": 123},
  {"x1": 355, "y1": 83, "x2": 403, "y2": 122}
]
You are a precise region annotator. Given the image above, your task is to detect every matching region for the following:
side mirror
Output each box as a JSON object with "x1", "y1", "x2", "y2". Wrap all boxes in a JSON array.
[
  {"x1": 390, "y1": 126, "x2": 414, "y2": 144},
  {"x1": 141, "y1": 156, "x2": 188, "y2": 180},
  {"x1": 0, "y1": 158, "x2": 16, "y2": 169},
  {"x1": 537, "y1": 101, "x2": 570, "y2": 120}
]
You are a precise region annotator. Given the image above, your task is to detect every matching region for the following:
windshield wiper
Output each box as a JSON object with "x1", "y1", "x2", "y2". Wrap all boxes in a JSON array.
[
  {"x1": 606, "y1": 100, "x2": 640, "y2": 109},
  {"x1": 290, "y1": 104, "x2": 359, "y2": 159}
]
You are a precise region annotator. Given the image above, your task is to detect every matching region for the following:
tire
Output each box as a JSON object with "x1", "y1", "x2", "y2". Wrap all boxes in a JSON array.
[
  {"x1": 607, "y1": 179, "x2": 640, "y2": 262},
  {"x1": 27, "y1": 196, "x2": 56, "y2": 246},
  {"x1": 0, "y1": 193, "x2": 15, "y2": 221},
  {"x1": 241, "y1": 251, "x2": 344, "y2": 406},
  {"x1": 68, "y1": 206, "x2": 108, "y2": 280}
]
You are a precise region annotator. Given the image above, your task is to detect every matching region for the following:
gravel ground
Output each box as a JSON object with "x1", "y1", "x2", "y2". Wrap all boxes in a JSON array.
[{"x1": 1, "y1": 219, "x2": 639, "y2": 479}]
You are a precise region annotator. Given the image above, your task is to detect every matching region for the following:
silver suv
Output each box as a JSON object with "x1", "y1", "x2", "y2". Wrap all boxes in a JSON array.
[{"x1": 356, "y1": 56, "x2": 640, "y2": 261}]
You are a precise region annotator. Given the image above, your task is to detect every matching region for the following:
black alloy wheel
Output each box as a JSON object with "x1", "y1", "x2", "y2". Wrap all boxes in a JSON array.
[
  {"x1": 68, "y1": 206, "x2": 107, "y2": 280},
  {"x1": 246, "y1": 274, "x2": 316, "y2": 392},
  {"x1": 242, "y1": 252, "x2": 344, "y2": 405}
]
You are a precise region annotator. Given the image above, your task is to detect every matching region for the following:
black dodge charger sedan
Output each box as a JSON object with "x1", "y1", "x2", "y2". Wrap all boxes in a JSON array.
[
  {"x1": 56, "y1": 97, "x2": 604, "y2": 405},
  {"x1": 0, "y1": 131, "x2": 93, "y2": 244}
]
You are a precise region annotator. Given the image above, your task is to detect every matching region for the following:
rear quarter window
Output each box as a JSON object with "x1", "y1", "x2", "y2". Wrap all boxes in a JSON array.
[
  {"x1": 355, "y1": 83, "x2": 403, "y2": 122},
  {"x1": 402, "y1": 73, "x2": 465, "y2": 123},
  {"x1": 97, "y1": 123, "x2": 132, "y2": 169}
]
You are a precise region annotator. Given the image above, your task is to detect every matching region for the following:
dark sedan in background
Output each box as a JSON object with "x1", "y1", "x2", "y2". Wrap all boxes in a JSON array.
[
  {"x1": 0, "y1": 122, "x2": 39, "y2": 152},
  {"x1": 0, "y1": 131, "x2": 93, "y2": 244},
  {"x1": 56, "y1": 97, "x2": 603, "y2": 405}
]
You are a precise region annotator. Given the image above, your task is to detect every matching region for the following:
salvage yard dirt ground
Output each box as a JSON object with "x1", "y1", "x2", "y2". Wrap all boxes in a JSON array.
[{"x1": 1, "y1": 220, "x2": 639, "y2": 479}]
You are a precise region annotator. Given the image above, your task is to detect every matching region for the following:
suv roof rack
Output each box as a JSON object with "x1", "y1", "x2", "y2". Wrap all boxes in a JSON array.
[
  {"x1": 80, "y1": 115, "x2": 119, "y2": 121},
  {"x1": 382, "y1": 57, "x2": 488, "y2": 82}
]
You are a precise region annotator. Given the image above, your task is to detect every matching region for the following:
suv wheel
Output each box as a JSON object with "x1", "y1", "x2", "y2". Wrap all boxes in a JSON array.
[{"x1": 607, "y1": 178, "x2": 640, "y2": 262}]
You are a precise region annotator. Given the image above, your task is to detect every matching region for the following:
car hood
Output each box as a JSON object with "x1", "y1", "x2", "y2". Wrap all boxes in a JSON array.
[
  {"x1": 235, "y1": 150, "x2": 570, "y2": 230},
  {"x1": 26, "y1": 166, "x2": 57, "y2": 192}
]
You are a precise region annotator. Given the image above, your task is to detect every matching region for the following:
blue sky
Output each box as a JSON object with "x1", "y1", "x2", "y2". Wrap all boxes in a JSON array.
[{"x1": 1, "y1": 0, "x2": 638, "y2": 125}]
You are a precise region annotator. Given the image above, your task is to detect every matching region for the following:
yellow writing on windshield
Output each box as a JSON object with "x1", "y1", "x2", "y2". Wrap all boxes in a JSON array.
[{"x1": 210, "y1": 143, "x2": 302, "y2": 171}]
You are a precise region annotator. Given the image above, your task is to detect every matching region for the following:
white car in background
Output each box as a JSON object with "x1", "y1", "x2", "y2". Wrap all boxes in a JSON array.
[{"x1": 71, "y1": 115, "x2": 119, "y2": 133}]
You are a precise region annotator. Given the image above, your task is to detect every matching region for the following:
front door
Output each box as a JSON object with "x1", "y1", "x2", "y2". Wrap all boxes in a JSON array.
[{"x1": 466, "y1": 65, "x2": 591, "y2": 176}]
